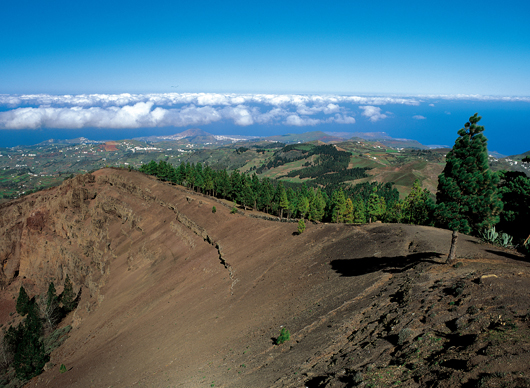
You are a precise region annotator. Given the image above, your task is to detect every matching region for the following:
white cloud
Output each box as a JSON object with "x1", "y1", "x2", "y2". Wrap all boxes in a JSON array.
[
  {"x1": 285, "y1": 115, "x2": 321, "y2": 126},
  {"x1": 0, "y1": 102, "x2": 227, "y2": 129},
  {"x1": 3, "y1": 91, "x2": 524, "y2": 130},
  {"x1": 156, "y1": 105, "x2": 223, "y2": 127},
  {"x1": 332, "y1": 114, "x2": 356, "y2": 124},
  {"x1": 359, "y1": 106, "x2": 388, "y2": 122},
  {"x1": 2, "y1": 92, "x2": 529, "y2": 111},
  {"x1": 412, "y1": 115, "x2": 426, "y2": 120},
  {"x1": 221, "y1": 105, "x2": 255, "y2": 126},
  {"x1": 252, "y1": 107, "x2": 290, "y2": 124},
  {"x1": 0, "y1": 92, "x2": 425, "y2": 109}
]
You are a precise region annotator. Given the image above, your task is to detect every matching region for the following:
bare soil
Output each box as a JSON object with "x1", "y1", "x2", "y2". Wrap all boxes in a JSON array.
[{"x1": 0, "y1": 168, "x2": 528, "y2": 387}]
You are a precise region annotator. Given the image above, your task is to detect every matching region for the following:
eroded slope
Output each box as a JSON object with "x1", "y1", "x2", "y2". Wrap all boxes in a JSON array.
[{"x1": 0, "y1": 168, "x2": 527, "y2": 387}]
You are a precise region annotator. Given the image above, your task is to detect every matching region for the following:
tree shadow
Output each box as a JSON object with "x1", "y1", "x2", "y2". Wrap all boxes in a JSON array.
[
  {"x1": 330, "y1": 252, "x2": 445, "y2": 277},
  {"x1": 485, "y1": 249, "x2": 528, "y2": 262}
]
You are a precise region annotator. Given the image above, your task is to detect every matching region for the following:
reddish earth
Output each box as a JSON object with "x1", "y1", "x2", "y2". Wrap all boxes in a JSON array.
[
  {"x1": 0, "y1": 168, "x2": 528, "y2": 387},
  {"x1": 100, "y1": 142, "x2": 118, "y2": 152}
]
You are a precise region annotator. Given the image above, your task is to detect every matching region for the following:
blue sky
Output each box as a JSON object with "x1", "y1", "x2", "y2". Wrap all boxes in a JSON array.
[
  {"x1": 0, "y1": 1, "x2": 529, "y2": 155},
  {"x1": 2, "y1": 0, "x2": 529, "y2": 95}
]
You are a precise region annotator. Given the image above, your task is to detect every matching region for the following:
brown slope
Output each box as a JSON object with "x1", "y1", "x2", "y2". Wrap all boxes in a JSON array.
[{"x1": 0, "y1": 169, "x2": 528, "y2": 387}]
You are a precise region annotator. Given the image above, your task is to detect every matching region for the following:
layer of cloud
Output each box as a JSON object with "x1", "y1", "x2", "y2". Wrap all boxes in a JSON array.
[
  {"x1": 359, "y1": 106, "x2": 388, "y2": 122},
  {"x1": 413, "y1": 115, "x2": 426, "y2": 120},
  {"x1": 0, "y1": 103, "x2": 225, "y2": 130},
  {"x1": 0, "y1": 93, "x2": 423, "y2": 109},
  {"x1": 2, "y1": 92, "x2": 528, "y2": 110},
  {"x1": 0, "y1": 93, "x2": 372, "y2": 130},
  {"x1": 1, "y1": 92, "x2": 525, "y2": 130}
]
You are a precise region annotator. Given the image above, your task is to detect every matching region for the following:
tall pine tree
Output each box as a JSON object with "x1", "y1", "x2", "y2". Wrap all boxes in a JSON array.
[{"x1": 435, "y1": 113, "x2": 503, "y2": 263}]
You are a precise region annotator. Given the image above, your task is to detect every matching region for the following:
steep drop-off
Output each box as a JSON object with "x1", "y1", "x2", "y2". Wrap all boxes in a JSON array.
[{"x1": 0, "y1": 168, "x2": 529, "y2": 387}]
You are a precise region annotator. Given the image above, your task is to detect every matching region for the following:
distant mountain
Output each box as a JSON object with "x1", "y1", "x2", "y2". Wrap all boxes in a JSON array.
[
  {"x1": 376, "y1": 139, "x2": 429, "y2": 150},
  {"x1": 426, "y1": 145, "x2": 450, "y2": 150},
  {"x1": 325, "y1": 131, "x2": 429, "y2": 149},
  {"x1": 135, "y1": 128, "x2": 258, "y2": 143},
  {"x1": 349, "y1": 132, "x2": 392, "y2": 140},
  {"x1": 507, "y1": 150, "x2": 530, "y2": 160},
  {"x1": 134, "y1": 128, "x2": 214, "y2": 142},
  {"x1": 33, "y1": 137, "x2": 106, "y2": 146},
  {"x1": 488, "y1": 151, "x2": 507, "y2": 159},
  {"x1": 262, "y1": 131, "x2": 345, "y2": 144}
]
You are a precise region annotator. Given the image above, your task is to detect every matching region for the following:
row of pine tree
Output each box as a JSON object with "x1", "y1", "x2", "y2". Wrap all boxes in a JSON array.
[{"x1": 139, "y1": 114, "x2": 529, "y2": 248}]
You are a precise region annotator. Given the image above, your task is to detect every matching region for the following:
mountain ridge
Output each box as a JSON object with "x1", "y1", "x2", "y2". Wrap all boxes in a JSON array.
[{"x1": 1, "y1": 168, "x2": 529, "y2": 387}]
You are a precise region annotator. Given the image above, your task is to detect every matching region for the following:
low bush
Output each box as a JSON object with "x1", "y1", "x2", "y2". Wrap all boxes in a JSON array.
[
  {"x1": 276, "y1": 328, "x2": 290, "y2": 345},
  {"x1": 297, "y1": 219, "x2": 306, "y2": 235},
  {"x1": 480, "y1": 227, "x2": 514, "y2": 248}
]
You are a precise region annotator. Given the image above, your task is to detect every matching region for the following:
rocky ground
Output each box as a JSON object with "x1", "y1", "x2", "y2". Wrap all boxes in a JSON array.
[{"x1": 0, "y1": 168, "x2": 528, "y2": 387}]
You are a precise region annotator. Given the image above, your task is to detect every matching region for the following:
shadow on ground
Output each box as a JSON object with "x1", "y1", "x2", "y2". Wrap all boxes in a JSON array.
[
  {"x1": 331, "y1": 252, "x2": 444, "y2": 277},
  {"x1": 485, "y1": 249, "x2": 528, "y2": 262}
]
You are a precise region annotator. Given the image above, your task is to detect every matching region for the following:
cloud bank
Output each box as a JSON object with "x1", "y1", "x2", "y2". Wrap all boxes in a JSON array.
[
  {"x1": 0, "y1": 93, "x2": 377, "y2": 130},
  {"x1": 0, "y1": 92, "x2": 526, "y2": 130}
]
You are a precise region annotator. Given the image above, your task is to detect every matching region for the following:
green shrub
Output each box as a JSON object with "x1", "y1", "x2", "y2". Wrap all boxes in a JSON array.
[
  {"x1": 480, "y1": 226, "x2": 499, "y2": 244},
  {"x1": 397, "y1": 327, "x2": 413, "y2": 345},
  {"x1": 276, "y1": 327, "x2": 290, "y2": 345},
  {"x1": 480, "y1": 227, "x2": 514, "y2": 248},
  {"x1": 230, "y1": 207, "x2": 237, "y2": 214},
  {"x1": 60, "y1": 364, "x2": 67, "y2": 373},
  {"x1": 212, "y1": 206, "x2": 216, "y2": 213},
  {"x1": 297, "y1": 219, "x2": 306, "y2": 235},
  {"x1": 497, "y1": 232, "x2": 513, "y2": 248}
]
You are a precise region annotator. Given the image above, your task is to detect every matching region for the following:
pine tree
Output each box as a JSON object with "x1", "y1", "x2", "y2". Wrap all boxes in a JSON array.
[
  {"x1": 240, "y1": 175, "x2": 255, "y2": 211},
  {"x1": 13, "y1": 303, "x2": 48, "y2": 380},
  {"x1": 60, "y1": 275, "x2": 76, "y2": 313},
  {"x1": 275, "y1": 182, "x2": 289, "y2": 220},
  {"x1": 297, "y1": 196, "x2": 310, "y2": 219},
  {"x1": 297, "y1": 219, "x2": 306, "y2": 235},
  {"x1": 367, "y1": 190, "x2": 386, "y2": 222},
  {"x1": 331, "y1": 189, "x2": 346, "y2": 223},
  {"x1": 46, "y1": 282, "x2": 58, "y2": 308},
  {"x1": 40, "y1": 282, "x2": 61, "y2": 331},
  {"x1": 308, "y1": 189, "x2": 326, "y2": 222},
  {"x1": 435, "y1": 113, "x2": 503, "y2": 263},
  {"x1": 16, "y1": 286, "x2": 31, "y2": 316},
  {"x1": 384, "y1": 199, "x2": 404, "y2": 223},
  {"x1": 258, "y1": 178, "x2": 274, "y2": 214},
  {"x1": 352, "y1": 197, "x2": 366, "y2": 223},
  {"x1": 403, "y1": 179, "x2": 434, "y2": 225},
  {"x1": 435, "y1": 113, "x2": 502, "y2": 235},
  {"x1": 497, "y1": 171, "x2": 530, "y2": 240},
  {"x1": 251, "y1": 173, "x2": 261, "y2": 210},
  {"x1": 343, "y1": 198, "x2": 354, "y2": 224}
]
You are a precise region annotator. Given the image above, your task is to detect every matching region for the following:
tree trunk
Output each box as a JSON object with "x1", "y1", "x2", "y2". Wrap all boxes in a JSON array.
[{"x1": 447, "y1": 230, "x2": 458, "y2": 264}]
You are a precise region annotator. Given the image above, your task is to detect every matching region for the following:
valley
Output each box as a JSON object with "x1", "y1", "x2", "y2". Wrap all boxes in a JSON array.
[{"x1": 1, "y1": 129, "x2": 528, "y2": 204}]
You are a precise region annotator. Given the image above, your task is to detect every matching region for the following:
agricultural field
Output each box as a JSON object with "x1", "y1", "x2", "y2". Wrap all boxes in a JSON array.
[{"x1": 0, "y1": 134, "x2": 527, "y2": 201}]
